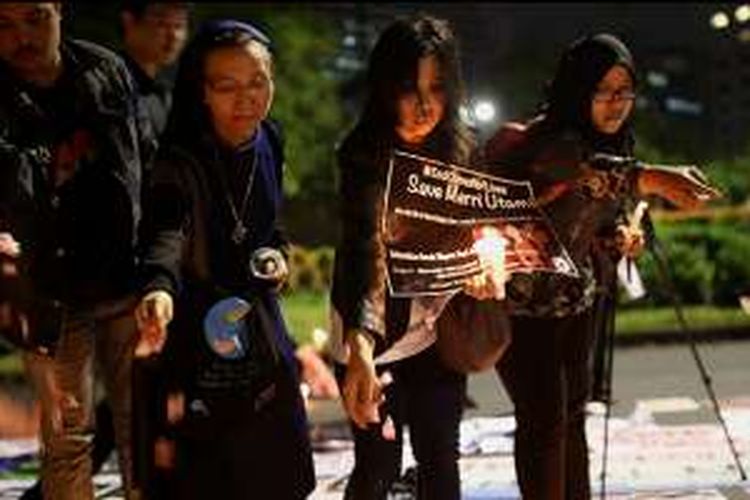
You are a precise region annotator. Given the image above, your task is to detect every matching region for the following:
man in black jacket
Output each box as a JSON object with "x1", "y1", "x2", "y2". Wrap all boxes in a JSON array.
[
  {"x1": 120, "y1": 1, "x2": 190, "y2": 152},
  {"x1": 0, "y1": 3, "x2": 149, "y2": 499},
  {"x1": 20, "y1": 6, "x2": 189, "y2": 497}
]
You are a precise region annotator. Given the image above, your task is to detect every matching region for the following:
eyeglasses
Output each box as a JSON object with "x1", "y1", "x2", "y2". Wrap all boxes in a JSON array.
[{"x1": 592, "y1": 88, "x2": 636, "y2": 103}]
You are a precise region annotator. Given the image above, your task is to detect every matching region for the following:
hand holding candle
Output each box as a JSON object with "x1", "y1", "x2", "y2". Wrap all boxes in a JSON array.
[{"x1": 467, "y1": 225, "x2": 507, "y2": 301}]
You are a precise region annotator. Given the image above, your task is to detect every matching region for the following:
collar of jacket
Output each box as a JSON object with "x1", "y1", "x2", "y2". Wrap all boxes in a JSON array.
[{"x1": 120, "y1": 51, "x2": 169, "y2": 97}]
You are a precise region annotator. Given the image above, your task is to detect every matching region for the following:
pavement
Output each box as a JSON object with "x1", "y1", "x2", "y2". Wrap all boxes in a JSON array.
[
  {"x1": 4, "y1": 393, "x2": 748, "y2": 499},
  {"x1": 2, "y1": 390, "x2": 748, "y2": 499},
  {"x1": 301, "y1": 332, "x2": 750, "y2": 499},
  {"x1": 304, "y1": 390, "x2": 750, "y2": 499},
  {"x1": 0, "y1": 330, "x2": 748, "y2": 499}
]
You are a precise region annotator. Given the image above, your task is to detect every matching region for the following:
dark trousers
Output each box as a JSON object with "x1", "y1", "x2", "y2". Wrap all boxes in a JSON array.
[
  {"x1": 146, "y1": 363, "x2": 315, "y2": 500},
  {"x1": 496, "y1": 311, "x2": 594, "y2": 500},
  {"x1": 336, "y1": 345, "x2": 466, "y2": 500}
]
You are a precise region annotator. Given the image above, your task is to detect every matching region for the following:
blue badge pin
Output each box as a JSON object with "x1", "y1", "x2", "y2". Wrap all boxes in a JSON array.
[{"x1": 203, "y1": 296, "x2": 252, "y2": 359}]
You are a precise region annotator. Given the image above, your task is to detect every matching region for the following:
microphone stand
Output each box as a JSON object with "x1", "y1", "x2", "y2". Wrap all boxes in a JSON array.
[
  {"x1": 593, "y1": 284, "x2": 616, "y2": 500},
  {"x1": 589, "y1": 153, "x2": 747, "y2": 500},
  {"x1": 641, "y1": 212, "x2": 747, "y2": 481}
]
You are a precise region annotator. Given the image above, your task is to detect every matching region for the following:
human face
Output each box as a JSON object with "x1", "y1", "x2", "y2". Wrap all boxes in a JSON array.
[
  {"x1": 122, "y1": 4, "x2": 189, "y2": 70},
  {"x1": 395, "y1": 54, "x2": 446, "y2": 145},
  {"x1": 0, "y1": 3, "x2": 61, "y2": 85},
  {"x1": 590, "y1": 64, "x2": 635, "y2": 135},
  {"x1": 203, "y1": 41, "x2": 274, "y2": 148}
]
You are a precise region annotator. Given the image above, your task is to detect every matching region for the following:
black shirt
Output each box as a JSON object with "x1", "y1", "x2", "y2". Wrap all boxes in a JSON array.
[{"x1": 121, "y1": 52, "x2": 172, "y2": 137}]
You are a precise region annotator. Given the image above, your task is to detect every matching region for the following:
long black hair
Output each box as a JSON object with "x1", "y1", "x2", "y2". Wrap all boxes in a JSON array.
[
  {"x1": 163, "y1": 19, "x2": 273, "y2": 149},
  {"x1": 537, "y1": 33, "x2": 637, "y2": 155},
  {"x1": 345, "y1": 14, "x2": 473, "y2": 163}
]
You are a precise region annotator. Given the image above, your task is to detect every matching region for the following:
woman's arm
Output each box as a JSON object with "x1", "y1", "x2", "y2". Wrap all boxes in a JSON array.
[
  {"x1": 333, "y1": 143, "x2": 388, "y2": 349},
  {"x1": 134, "y1": 154, "x2": 191, "y2": 357},
  {"x1": 333, "y1": 140, "x2": 389, "y2": 428},
  {"x1": 636, "y1": 164, "x2": 722, "y2": 210}
]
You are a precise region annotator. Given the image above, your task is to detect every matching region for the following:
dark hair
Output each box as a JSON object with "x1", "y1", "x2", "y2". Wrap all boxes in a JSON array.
[
  {"x1": 538, "y1": 33, "x2": 637, "y2": 154},
  {"x1": 163, "y1": 19, "x2": 273, "y2": 148},
  {"x1": 348, "y1": 14, "x2": 472, "y2": 163},
  {"x1": 120, "y1": 1, "x2": 192, "y2": 19}
]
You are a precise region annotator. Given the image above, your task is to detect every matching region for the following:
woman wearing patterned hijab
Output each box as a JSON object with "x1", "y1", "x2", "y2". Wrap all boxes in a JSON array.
[{"x1": 484, "y1": 33, "x2": 716, "y2": 499}]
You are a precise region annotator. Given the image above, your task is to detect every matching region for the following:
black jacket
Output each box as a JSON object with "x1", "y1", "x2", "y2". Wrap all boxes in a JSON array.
[
  {"x1": 121, "y1": 52, "x2": 170, "y2": 169},
  {"x1": 331, "y1": 126, "x2": 473, "y2": 355},
  {"x1": 0, "y1": 39, "x2": 146, "y2": 308},
  {"x1": 138, "y1": 122, "x2": 315, "y2": 498},
  {"x1": 140, "y1": 120, "x2": 287, "y2": 298}
]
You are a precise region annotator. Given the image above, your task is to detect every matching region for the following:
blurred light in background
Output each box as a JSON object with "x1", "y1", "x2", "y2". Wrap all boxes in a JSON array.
[
  {"x1": 646, "y1": 70, "x2": 669, "y2": 88},
  {"x1": 664, "y1": 96, "x2": 703, "y2": 116},
  {"x1": 473, "y1": 99, "x2": 497, "y2": 124},
  {"x1": 735, "y1": 4, "x2": 750, "y2": 23},
  {"x1": 311, "y1": 327, "x2": 329, "y2": 352},
  {"x1": 711, "y1": 11, "x2": 731, "y2": 29}
]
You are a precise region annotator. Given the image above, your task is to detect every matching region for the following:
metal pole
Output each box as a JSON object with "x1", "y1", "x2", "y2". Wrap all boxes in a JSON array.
[{"x1": 643, "y1": 213, "x2": 747, "y2": 481}]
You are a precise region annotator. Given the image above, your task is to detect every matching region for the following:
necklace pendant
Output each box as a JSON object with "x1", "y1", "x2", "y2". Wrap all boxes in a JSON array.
[{"x1": 231, "y1": 222, "x2": 248, "y2": 244}]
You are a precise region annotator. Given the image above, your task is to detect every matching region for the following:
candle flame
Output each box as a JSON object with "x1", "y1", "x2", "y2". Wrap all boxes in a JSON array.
[{"x1": 472, "y1": 225, "x2": 507, "y2": 300}]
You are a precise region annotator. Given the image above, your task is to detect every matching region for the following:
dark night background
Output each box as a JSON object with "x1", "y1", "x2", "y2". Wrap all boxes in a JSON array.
[{"x1": 61, "y1": 2, "x2": 750, "y2": 245}]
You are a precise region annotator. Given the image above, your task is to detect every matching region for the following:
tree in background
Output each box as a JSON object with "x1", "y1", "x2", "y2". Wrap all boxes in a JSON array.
[
  {"x1": 180, "y1": 4, "x2": 348, "y2": 246},
  {"x1": 68, "y1": 3, "x2": 347, "y2": 246}
]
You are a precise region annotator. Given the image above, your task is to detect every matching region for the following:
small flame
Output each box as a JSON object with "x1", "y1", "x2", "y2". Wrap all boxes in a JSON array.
[
  {"x1": 473, "y1": 226, "x2": 505, "y2": 260},
  {"x1": 312, "y1": 327, "x2": 329, "y2": 352},
  {"x1": 472, "y1": 225, "x2": 506, "y2": 300}
]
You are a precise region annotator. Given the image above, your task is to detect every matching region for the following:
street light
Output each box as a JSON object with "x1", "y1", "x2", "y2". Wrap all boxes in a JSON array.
[
  {"x1": 711, "y1": 11, "x2": 730, "y2": 30},
  {"x1": 646, "y1": 70, "x2": 669, "y2": 88},
  {"x1": 472, "y1": 99, "x2": 497, "y2": 124},
  {"x1": 736, "y1": 4, "x2": 750, "y2": 23}
]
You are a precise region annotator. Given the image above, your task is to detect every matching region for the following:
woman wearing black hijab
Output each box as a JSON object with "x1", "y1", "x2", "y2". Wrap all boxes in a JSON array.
[
  {"x1": 134, "y1": 20, "x2": 315, "y2": 499},
  {"x1": 483, "y1": 33, "x2": 716, "y2": 499}
]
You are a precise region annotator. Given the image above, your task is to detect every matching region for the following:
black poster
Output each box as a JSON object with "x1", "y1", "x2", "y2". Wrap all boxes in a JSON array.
[{"x1": 383, "y1": 151, "x2": 578, "y2": 297}]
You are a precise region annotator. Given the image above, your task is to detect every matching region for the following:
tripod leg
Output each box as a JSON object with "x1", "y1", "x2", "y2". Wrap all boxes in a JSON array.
[
  {"x1": 645, "y1": 222, "x2": 747, "y2": 481},
  {"x1": 591, "y1": 291, "x2": 617, "y2": 500}
]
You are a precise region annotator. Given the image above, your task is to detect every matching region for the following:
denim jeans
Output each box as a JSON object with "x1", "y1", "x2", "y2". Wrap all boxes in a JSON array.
[
  {"x1": 496, "y1": 311, "x2": 594, "y2": 500},
  {"x1": 23, "y1": 297, "x2": 139, "y2": 500},
  {"x1": 336, "y1": 345, "x2": 466, "y2": 500}
]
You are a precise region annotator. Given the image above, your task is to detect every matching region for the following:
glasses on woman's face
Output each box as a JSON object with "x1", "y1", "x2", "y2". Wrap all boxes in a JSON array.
[{"x1": 592, "y1": 87, "x2": 636, "y2": 103}]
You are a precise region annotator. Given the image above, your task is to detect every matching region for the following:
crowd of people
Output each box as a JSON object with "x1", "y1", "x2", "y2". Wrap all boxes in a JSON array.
[{"x1": 0, "y1": 2, "x2": 718, "y2": 500}]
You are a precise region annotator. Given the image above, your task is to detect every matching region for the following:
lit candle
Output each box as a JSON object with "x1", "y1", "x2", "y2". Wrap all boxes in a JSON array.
[{"x1": 472, "y1": 225, "x2": 506, "y2": 300}]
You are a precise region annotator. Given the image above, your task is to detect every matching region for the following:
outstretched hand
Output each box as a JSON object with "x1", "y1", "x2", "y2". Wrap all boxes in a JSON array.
[
  {"x1": 463, "y1": 272, "x2": 505, "y2": 301},
  {"x1": 342, "y1": 330, "x2": 383, "y2": 429},
  {"x1": 615, "y1": 200, "x2": 648, "y2": 259},
  {"x1": 134, "y1": 290, "x2": 173, "y2": 358},
  {"x1": 0, "y1": 233, "x2": 20, "y2": 258},
  {"x1": 467, "y1": 226, "x2": 507, "y2": 301},
  {"x1": 638, "y1": 164, "x2": 722, "y2": 210},
  {"x1": 0, "y1": 233, "x2": 20, "y2": 278},
  {"x1": 296, "y1": 344, "x2": 340, "y2": 400}
]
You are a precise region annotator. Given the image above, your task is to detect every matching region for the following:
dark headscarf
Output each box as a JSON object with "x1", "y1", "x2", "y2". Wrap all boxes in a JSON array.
[
  {"x1": 163, "y1": 19, "x2": 272, "y2": 149},
  {"x1": 540, "y1": 33, "x2": 636, "y2": 155}
]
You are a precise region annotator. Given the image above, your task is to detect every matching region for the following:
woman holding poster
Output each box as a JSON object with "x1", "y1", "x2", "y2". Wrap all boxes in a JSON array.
[{"x1": 330, "y1": 15, "x2": 504, "y2": 500}]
